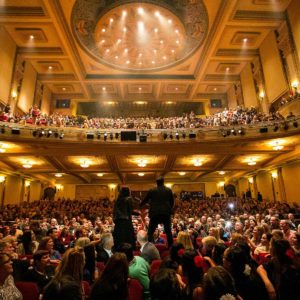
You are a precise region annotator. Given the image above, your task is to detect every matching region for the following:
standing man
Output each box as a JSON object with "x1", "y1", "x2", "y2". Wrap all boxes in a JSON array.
[{"x1": 140, "y1": 177, "x2": 174, "y2": 248}]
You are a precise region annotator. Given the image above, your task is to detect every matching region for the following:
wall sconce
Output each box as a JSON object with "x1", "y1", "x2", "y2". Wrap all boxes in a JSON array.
[
  {"x1": 55, "y1": 184, "x2": 63, "y2": 191},
  {"x1": 218, "y1": 181, "x2": 225, "y2": 187},
  {"x1": 291, "y1": 80, "x2": 299, "y2": 90},
  {"x1": 248, "y1": 177, "x2": 254, "y2": 183},
  {"x1": 0, "y1": 175, "x2": 6, "y2": 183},
  {"x1": 25, "y1": 180, "x2": 31, "y2": 187},
  {"x1": 11, "y1": 91, "x2": 17, "y2": 99},
  {"x1": 259, "y1": 90, "x2": 265, "y2": 100},
  {"x1": 165, "y1": 183, "x2": 173, "y2": 188},
  {"x1": 271, "y1": 171, "x2": 278, "y2": 179},
  {"x1": 109, "y1": 184, "x2": 116, "y2": 189}
]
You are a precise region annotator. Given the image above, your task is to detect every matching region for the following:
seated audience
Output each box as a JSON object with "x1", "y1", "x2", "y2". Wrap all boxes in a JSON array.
[
  {"x1": 38, "y1": 237, "x2": 61, "y2": 263},
  {"x1": 96, "y1": 233, "x2": 114, "y2": 264}
]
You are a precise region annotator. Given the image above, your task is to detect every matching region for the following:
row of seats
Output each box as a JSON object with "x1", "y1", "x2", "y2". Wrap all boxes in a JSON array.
[{"x1": 15, "y1": 279, "x2": 143, "y2": 300}]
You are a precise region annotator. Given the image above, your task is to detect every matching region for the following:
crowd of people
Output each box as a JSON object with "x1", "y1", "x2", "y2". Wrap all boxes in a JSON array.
[
  {"x1": 0, "y1": 188, "x2": 300, "y2": 299},
  {"x1": 0, "y1": 104, "x2": 295, "y2": 130}
]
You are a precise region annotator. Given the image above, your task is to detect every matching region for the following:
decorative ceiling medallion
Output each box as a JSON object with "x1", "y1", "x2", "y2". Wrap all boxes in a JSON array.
[{"x1": 71, "y1": 0, "x2": 208, "y2": 72}]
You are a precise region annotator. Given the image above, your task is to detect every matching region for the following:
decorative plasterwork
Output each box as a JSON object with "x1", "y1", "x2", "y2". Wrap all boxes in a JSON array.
[{"x1": 71, "y1": 0, "x2": 208, "y2": 72}]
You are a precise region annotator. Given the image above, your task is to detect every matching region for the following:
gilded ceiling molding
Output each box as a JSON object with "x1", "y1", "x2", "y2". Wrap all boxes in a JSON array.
[
  {"x1": 0, "y1": 6, "x2": 45, "y2": 17},
  {"x1": 71, "y1": 0, "x2": 209, "y2": 72},
  {"x1": 233, "y1": 10, "x2": 285, "y2": 21}
]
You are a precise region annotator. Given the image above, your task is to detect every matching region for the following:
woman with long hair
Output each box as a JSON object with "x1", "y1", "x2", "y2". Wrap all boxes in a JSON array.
[
  {"x1": 177, "y1": 232, "x2": 194, "y2": 250},
  {"x1": 43, "y1": 247, "x2": 85, "y2": 300},
  {"x1": 181, "y1": 250, "x2": 204, "y2": 300},
  {"x1": 202, "y1": 266, "x2": 240, "y2": 300},
  {"x1": 89, "y1": 252, "x2": 129, "y2": 300},
  {"x1": 257, "y1": 238, "x2": 300, "y2": 300},
  {"x1": 113, "y1": 187, "x2": 135, "y2": 249}
]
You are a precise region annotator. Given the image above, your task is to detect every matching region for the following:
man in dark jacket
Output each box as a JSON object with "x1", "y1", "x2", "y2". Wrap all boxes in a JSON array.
[{"x1": 140, "y1": 177, "x2": 174, "y2": 247}]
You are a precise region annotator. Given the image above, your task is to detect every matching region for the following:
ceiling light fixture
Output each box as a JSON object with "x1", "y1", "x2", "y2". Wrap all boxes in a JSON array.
[
  {"x1": 218, "y1": 171, "x2": 226, "y2": 175},
  {"x1": 137, "y1": 159, "x2": 147, "y2": 167},
  {"x1": 243, "y1": 38, "x2": 248, "y2": 42},
  {"x1": 138, "y1": 173, "x2": 145, "y2": 177},
  {"x1": 272, "y1": 141, "x2": 284, "y2": 151},
  {"x1": 80, "y1": 161, "x2": 90, "y2": 168},
  {"x1": 55, "y1": 173, "x2": 63, "y2": 178},
  {"x1": 22, "y1": 161, "x2": 32, "y2": 169},
  {"x1": 29, "y1": 35, "x2": 34, "y2": 40},
  {"x1": 97, "y1": 173, "x2": 104, "y2": 177},
  {"x1": 247, "y1": 158, "x2": 257, "y2": 166},
  {"x1": 193, "y1": 159, "x2": 203, "y2": 167},
  {"x1": 179, "y1": 172, "x2": 186, "y2": 176}
]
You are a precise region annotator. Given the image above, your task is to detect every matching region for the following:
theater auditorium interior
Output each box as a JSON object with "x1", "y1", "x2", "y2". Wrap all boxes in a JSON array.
[{"x1": 0, "y1": 0, "x2": 300, "y2": 299}]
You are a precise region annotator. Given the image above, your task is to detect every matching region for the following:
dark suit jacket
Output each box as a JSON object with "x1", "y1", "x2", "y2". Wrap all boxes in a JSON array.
[
  {"x1": 141, "y1": 185, "x2": 174, "y2": 217},
  {"x1": 96, "y1": 246, "x2": 111, "y2": 264},
  {"x1": 141, "y1": 242, "x2": 160, "y2": 264}
]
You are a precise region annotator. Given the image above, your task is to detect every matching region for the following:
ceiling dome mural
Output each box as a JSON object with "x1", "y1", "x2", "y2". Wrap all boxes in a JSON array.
[{"x1": 71, "y1": 0, "x2": 209, "y2": 72}]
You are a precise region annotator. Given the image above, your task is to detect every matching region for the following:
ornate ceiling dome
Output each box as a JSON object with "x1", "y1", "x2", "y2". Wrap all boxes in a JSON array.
[{"x1": 71, "y1": 0, "x2": 209, "y2": 72}]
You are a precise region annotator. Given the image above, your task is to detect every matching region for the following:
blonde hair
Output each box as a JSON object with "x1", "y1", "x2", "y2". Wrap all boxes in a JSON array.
[
  {"x1": 202, "y1": 236, "x2": 217, "y2": 251},
  {"x1": 209, "y1": 227, "x2": 221, "y2": 242},
  {"x1": 177, "y1": 231, "x2": 194, "y2": 250},
  {"x1": 75, "y1": 237, "x2": 90, "y2": 248},
  {"x1": 54, "y1": 247, "x2": 85, "y2": 282}
]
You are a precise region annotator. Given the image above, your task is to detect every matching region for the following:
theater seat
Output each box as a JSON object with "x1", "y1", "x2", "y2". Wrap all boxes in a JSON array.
[
  {"x1": 154, "y1": 244, "x2": 168, "y2": 254},
  {"x1": 150, "y1": 259, "x2": 162, "y2": 278},
  {"x1": 160, "y1": 250, "x2": 170, "y2": 260},
  {"x1": 96, "y1": 261, "x2": 105, "y2": 273},
  {"x1": 81, "y1": 280, "x2": 90, "y2": 299},
  {"x1": 128, "y1": 278, "x2": 143, "y2": 300},
  {"x1": 15, "y1": 282, "x2": 39, "y2": 300}
]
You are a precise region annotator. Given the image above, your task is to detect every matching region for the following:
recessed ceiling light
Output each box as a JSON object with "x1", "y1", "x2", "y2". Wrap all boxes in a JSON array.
[
  {"x1": 138, "y1": 7, "x2": 144, "y2": 14},
  {"x1": 117, "y1": 39, "x2": 121, "y2": 43},
  {"x1": 29, "y1": 35, "x2": 34, "y2": 40},
  {"x1": 214, "y1": 88, "x2": 217, "y2": 91},
  {"x1": 123, "y1": 27, "x2": 127, "y2": 32},
  {"x1": 102, "y1": 28, "x2": 106, "y2": 33},
  {"x1": 175, "y1": 29, "x2": 179, "y2": 34},
  {"x1": 97, "y1": 173, "x2": 104, "y2": 177},
  {"x1": 122, "y1": 10, "x2": 127, "y2": 16},
  {"x1": 243, "y1": 38, "x2": 248, "y2": 42},
  {"x1": 153, "y1": 49, "x2": 157, "y2": 53},
  {"x1": 168, "y1": 19, "x2": 172, "y2": 24},
  {"x1": 175, "y1": 87, "x2": 178, "y2": 91},
  {"x1": 155, "y1": 11, "x2": 160, "y2": 17},
  {"x1": 176, "y1": 40, "x2": 179, "y2": 44},
  {"x1": 126, "y1": 60, "x2": 130, "y2": 64},
  {"x1": 48, "y1": 66, "x2": 53, "y2": 70},
  {"x1": 226, "y1": 67, "x2": 230, "y2": 71},
  {"x1": 139, "y1": 62, "x2": 142, "y2": 65},
  {"x1": 101, "y1": 39, "x2": 105, "y2": 43},
  {"x1": 160, "y1": 40, "x2": 164, "y2": 44},
  {"x1": 139, "y1": 87, "x2": 142, "y2": 90},
  {"x1": 218, "y1": 171, "x2": 225, "y2": 175},
  {"x1": 62, "y1": 87, "x2": 66, "y2": 91},
  {"x1": 102, "y1": 87, "x2": 106, "y2": 91},
  {"x1": 152, "y1": 61, "x2": 155, "y2": 64},
  {"x1": 115, "y1": 56, "x2": 119, "y2": 59},
  {"x1": 110, "y1": 18, "x2": 114, "y2": 22},
  {"x1": 139, "y1": 53, "x2": 142, "y2": 57},
  {"x1": 163, "y1": 56, "x2": 167, "y2": 60},
  {"x1": 171, "y1": 49, "x2": 175, "y2": 53},
  {"x1": 154, "y1": 28, "x2": 158, "y2": 33},
  {"x1": 106, "y1": 49, "x2": 110, "y2": 53},
  {"x1": 124, "y1": 48, "x2": 128, "y2": 53},
  {"x1": 138, "y1": 173, "x2": 145, "y2": 177},
  {"x1": 55, "y1": 173, "x2": 63, "y2": 177},
  {"x1": 179, "y1": 172, "x2": 186, "y2": 176}
]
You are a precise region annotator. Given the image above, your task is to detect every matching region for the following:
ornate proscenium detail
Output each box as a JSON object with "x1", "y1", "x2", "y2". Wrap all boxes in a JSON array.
[{"x1": 71, "y1": 0, "x2": 208, "y2": 71}]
